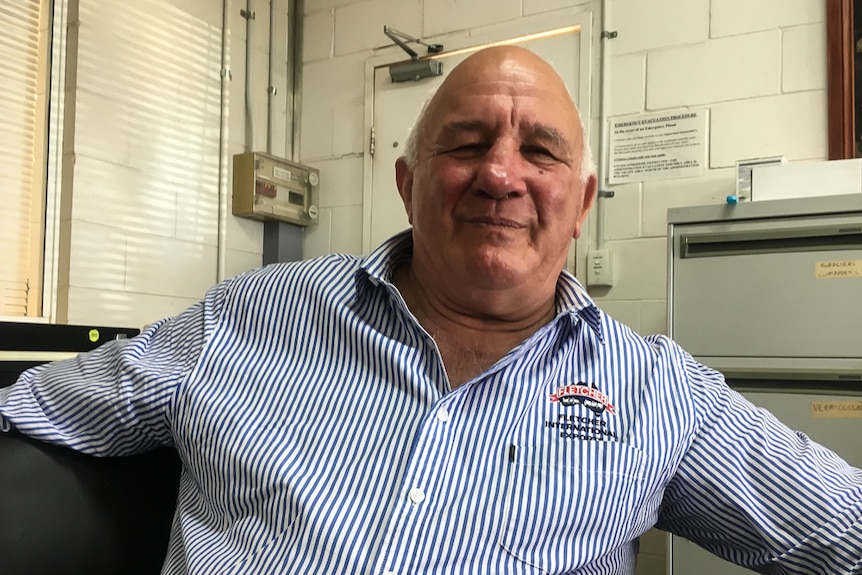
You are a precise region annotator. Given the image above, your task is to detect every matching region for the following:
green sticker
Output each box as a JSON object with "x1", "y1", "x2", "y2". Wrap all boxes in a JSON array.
[{"x1": 88, "y1": 329, "x2": 100, "y2": 343}]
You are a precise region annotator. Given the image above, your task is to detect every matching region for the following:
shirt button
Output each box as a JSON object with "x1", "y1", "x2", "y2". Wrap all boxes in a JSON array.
[
  {"x1": 408, "y1": 487, "x2": 426, "y2": 504},
  {"x1": 436, "y1": 408, "x2": 450, "y2": 422}
]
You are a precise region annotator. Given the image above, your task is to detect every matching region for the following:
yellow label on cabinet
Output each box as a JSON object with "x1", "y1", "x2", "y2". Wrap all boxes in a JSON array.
[
  {"x1": 811, "y1": 400, "x2": 862, "y2": 419},
  {"x1": 815, "y1": 259, "x2": 862, "y2": 279}
]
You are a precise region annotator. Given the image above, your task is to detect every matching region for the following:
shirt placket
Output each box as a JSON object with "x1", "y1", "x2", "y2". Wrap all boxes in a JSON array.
[{"x1": 373, "y1": 386, "x2": 463, "y2": 575}]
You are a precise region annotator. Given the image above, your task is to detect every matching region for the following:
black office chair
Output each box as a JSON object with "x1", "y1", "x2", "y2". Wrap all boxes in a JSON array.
[{"x1": 0, "y1": 431, "x2": 181, "y2": 575}]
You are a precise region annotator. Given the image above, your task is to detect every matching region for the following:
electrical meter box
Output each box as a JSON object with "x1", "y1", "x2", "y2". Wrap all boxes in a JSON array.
[{"x1": 232, "y1": 152, "x2": 319, "y2": 226}]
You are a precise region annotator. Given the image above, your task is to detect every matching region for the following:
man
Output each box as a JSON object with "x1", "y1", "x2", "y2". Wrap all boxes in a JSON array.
[
  {"x1": 2, "y1": 46, "x2": 861, "y2": 574},
  {"x1": 392, "y1": 44, "x2": 596, "y2": 390}
]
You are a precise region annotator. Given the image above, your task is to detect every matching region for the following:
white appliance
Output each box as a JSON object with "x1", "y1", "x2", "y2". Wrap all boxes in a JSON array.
[{"x1": 666, "y1": 194, "x2": 862, "y2": 574}]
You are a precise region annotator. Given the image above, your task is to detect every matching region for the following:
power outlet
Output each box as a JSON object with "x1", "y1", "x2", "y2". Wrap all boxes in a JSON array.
[{"x1": 587, "y1": 249, "x2": 614, "y2": 288}]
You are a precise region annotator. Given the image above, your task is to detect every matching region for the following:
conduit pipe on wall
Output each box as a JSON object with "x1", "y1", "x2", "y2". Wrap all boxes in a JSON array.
[
  {"x1": 216, "y1": 0, "x2": 232, "y2": 283},
  {"x1": 266, "y1": 0, "x2": 277, "y2": 154},
  {"x1": 595, "y1": 0, "x2": 611, "y2": 251},
  {"x1": 288, "y1": 0, "x2": 303, "y2": 161},
  {"x1": 245, "y1": 0, "x2": 256, "y2": 151}
]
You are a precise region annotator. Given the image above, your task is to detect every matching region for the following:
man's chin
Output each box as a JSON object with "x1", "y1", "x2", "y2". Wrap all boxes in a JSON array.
[{"x1": 455, "y1": 250, "x2": 533, "y2": 288}]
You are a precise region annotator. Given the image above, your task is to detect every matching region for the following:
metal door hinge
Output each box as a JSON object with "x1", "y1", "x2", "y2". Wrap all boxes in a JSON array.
[{"x1": 370, "y1": 126, "x2": 376, "y2": 157}]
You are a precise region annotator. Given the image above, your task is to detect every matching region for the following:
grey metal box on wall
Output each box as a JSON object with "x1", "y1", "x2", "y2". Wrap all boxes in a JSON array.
[
  {"x1": 232, "y1": 152, "x2": 320, "y2": 226},
  {"x1": 667, "y1": 194, "x2": 862, "y2": 381}
]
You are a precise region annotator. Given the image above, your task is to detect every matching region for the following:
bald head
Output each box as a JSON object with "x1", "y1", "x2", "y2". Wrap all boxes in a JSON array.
[{"x1": 402, "y1": 46, "x2": 595, "y2": 183}]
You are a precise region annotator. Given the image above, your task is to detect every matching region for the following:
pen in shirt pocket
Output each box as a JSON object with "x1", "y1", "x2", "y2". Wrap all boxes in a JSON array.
[{"x1": 508, "y1": 444, "x2": 517, "y2": 463}]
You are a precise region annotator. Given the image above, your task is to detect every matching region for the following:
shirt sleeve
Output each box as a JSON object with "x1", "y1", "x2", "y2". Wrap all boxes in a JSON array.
[
  {"x1": 657, "y1": 352, "x2": 862, "y2": 573},
  {"x1": 0, "y1": 284, "x2": 224, "y2": 456}
]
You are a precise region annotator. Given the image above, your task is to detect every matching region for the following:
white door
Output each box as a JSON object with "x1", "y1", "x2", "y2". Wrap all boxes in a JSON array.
[{"x1": 362, "y1": 8, "x2": 594, "y2": 254}]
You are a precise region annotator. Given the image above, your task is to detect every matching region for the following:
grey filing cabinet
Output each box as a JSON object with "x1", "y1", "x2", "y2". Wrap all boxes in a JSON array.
[{"x1": 666, "y1": 194, "x2": 862, "y2": 575}]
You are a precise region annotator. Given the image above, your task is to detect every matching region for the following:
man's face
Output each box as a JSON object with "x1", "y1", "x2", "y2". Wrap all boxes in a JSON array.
[{"x1": 396, "y1": 50, "x2": 596, "y2": 294}]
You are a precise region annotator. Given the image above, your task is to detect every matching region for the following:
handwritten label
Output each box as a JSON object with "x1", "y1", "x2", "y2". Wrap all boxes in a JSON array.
[
  {"x1": 811, "y1": 400, "x2": 862, "y2": 419},
  {"x1": 815, "y1": 259, "x2": 862, "y2": 279}
]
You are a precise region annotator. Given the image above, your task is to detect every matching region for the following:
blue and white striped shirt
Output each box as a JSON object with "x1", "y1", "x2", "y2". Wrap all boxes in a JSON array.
[{"x1": 2, "y1": 232, "x2": 861, "y2": 574}]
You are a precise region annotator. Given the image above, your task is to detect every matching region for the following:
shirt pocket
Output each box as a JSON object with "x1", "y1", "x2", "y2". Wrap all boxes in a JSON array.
[{"x1": 500, "y1": 440, "x2": 647, "y2": 573}]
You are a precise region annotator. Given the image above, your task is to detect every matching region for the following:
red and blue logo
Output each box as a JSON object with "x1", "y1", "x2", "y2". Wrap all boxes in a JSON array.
[{"x1": 550, "y1": 383, "x2": 616, "y2": 415}]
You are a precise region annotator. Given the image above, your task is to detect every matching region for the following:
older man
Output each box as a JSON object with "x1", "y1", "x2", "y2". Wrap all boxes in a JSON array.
[
  {"x1": 2, "y1": 46, "x2": 861, "y2": 574},
  {"x1": 392, "y1": 45, "x2": 596, "y2": 389}
]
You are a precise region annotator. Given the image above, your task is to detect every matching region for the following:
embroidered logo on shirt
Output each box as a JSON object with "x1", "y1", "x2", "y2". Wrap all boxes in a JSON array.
[{"x1": 550, "y1": 383, "x2": 616, "y2": 415}]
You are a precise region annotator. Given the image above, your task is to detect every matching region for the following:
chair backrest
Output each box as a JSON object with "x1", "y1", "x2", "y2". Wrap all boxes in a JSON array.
[{"x1": 0, "y1": 431, "x2": 181, "y2": 575}]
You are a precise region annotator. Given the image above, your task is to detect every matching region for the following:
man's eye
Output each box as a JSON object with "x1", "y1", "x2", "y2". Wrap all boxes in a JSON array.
[
  {"x1": 446, "y1": 143, "x2": 486, "y2": 156},
  {"x1": 522, "y1": 145, "x2": 557, "y2": 160}
]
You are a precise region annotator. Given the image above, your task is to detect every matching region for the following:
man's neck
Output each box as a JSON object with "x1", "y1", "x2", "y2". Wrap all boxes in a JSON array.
[{"x1": 391, "y1": 263, "x2": 556, "y2": 389}]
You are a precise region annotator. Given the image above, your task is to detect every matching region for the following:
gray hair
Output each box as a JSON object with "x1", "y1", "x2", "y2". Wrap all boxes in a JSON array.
[{"x1": 401, "y1": 97, "x2": 596, "y2": 185}]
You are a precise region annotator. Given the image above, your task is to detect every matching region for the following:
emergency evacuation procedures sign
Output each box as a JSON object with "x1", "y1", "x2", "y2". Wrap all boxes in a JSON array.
[{"x1": 608, "y1": 109, "x2": 707, "y2": 184}]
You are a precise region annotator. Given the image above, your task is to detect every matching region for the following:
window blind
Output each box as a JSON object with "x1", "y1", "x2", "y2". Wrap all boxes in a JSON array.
[{"x1": 0, "y1": 0, "x2": 48, "y2": 317}]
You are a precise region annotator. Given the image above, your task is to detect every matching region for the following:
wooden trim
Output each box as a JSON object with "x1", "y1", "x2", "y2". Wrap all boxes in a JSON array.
[{"x1": 827, "y1": 0, "x2": 855, "y2": 159}]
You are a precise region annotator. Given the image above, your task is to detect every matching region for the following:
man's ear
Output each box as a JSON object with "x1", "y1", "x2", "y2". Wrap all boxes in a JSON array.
[
  {"x1": 395, "y1": 157, "x2": 414, "y2": 224},
  {"x1": 572, "y1": 173, "x2": 598, "y2": 239}
]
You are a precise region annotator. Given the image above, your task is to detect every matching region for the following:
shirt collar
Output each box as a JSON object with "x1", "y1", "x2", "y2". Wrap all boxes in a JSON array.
[
  {"x1": 355, "y1": 230, "x2": 604, "y2": 343},
  {"x1": 356, "y1": 229, "x2": 413, "y2": 288}
]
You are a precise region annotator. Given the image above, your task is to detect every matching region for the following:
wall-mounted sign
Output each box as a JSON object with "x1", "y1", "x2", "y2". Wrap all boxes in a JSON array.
[{"x1": 608, "y1": 109, "x2": 707, "y2": 184}]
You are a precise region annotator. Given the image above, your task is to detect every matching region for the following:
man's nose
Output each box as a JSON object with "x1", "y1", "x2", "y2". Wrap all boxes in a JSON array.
[{"x1": 472, "y1": 142, "x2": 527, "y2": 200}]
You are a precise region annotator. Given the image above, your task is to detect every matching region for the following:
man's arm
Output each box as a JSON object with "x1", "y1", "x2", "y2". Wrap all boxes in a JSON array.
[
  {"x1": 0, "y1": 295, "x2": 216, "y2": 456},
  {"x1": 657, "y1": 357, "x2": 862, "y2": 573}
]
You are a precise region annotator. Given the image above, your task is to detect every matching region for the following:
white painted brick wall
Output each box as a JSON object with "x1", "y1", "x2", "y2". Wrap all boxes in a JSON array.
[
  {"x1": 330, "y1": 204, "x2": 364, "y2": 253},
  {"x1": 607, "y1": 0, "x2": 708, "y2": 55},
  {"x1": 225, "y1": 206, "x2": 266, "y2": 254},
  {"x1": 603, "y1": 237, "x2": 668, "y2": 301},
  {"x1": 307, "y1": 0, "x2": 355, "y2": 11},
  {"x1": 710, "y1": 90, "x2": 827, "y2": 167},
  {"x1": 335, "y1": 0, "x2": 420, "y2": 55},
  {"x1": 309, "y1": 156, "x2": 364, "y2": 209},
  {"x1": 710, "y1": 0, "x2": 823, "y2": 37},
  {"x1": 333, "y1": 101, "x2": 366, "y2": 156},
  {"x1": 66, "y1": 286, "x2": 200, "y2": 329},
  {"x1": 300, "y1": 53, "x2": 367, "y2": 161},
  {"x1": 58, "y1": 0, "x2": 242, "y2": 326},
  {"x1": 422, "y1": 0, "x2": 521, "y2": 37},
  {"x1": 608, "y1": 53, "x2": 645, "y2": 116},
  {"x1": 304, "y1": 10, "x2": 334, "y2": 62},
  {"x1": 640, "y1": 300, "x2": 667, "y2": 338},
  {"x1": 783, "y1": 23, "x2": 827, "y2": 93},
  {"x1": 647, "y1": 31, "x2": 781, "y2": 109},
  {"x1": 641, "y1": 168, "x2": 734, "y2": 237},
  {"x1": 304, "y1": 207, "x2": 334, "y2": 256},
  {"x1": 603, "y1": 183, "x2": 641, "y2": 240},
  {"x1": 524, "y1": 0, "x2": 594, "y2": 16}
]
